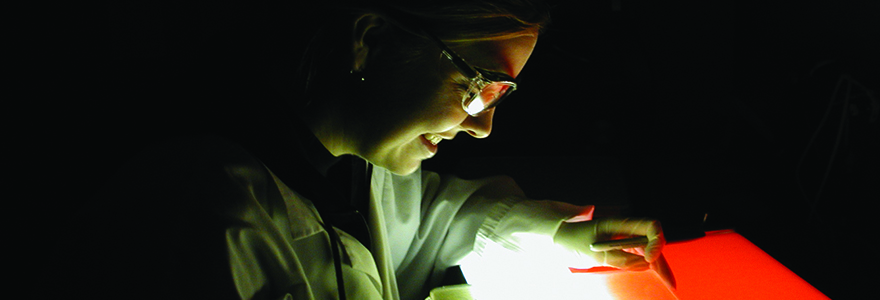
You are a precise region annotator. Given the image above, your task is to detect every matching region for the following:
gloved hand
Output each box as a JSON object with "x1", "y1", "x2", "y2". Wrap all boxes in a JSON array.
[{"x1": 553, "y1": 218, "x2": 665, "y2": 271}]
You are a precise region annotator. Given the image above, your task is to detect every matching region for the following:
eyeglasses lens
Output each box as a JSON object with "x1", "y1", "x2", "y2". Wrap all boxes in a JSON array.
[{"x1": 463, "y1": 82, "x2": 513, "y2": 116}]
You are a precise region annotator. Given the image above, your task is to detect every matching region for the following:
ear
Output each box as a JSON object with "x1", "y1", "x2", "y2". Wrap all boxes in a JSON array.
[{"x1": 351, "y1": 14, "x2": 388, "y2": 72}]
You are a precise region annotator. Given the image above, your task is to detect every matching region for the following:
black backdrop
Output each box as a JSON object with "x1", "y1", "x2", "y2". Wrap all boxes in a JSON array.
[{"x1": 24, "y1": 1, "x2": 878, "y2": 298}]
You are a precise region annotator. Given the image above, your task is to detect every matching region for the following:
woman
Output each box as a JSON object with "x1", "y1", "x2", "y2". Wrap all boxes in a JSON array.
[{"x1": 61, "y1": 1, "x2": 664, "y2": 299}]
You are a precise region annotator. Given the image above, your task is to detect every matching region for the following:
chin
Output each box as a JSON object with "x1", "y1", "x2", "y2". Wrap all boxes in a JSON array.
[
  {"x1": 386, "y1": 162, "x2": 421, "y2": 176},
  {"x1": 365, "y1": 146, "x2": 425, "y2": 176},
  {"x1": 376, "y1": 158, "x2": 422, "y2": 176}
]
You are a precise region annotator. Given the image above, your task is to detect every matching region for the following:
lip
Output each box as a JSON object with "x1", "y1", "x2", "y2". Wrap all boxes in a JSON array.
[{"x1": 420, "y1": 135, "x2": 439, "y2": 155}]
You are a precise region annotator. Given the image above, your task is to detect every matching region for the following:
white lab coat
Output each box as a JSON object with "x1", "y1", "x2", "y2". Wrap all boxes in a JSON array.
[{"x1": 68, "y1": 136, "x2": 590, "y2": 300}]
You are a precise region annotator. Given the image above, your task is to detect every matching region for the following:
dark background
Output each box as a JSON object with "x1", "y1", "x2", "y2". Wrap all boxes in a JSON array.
[
  {"x1": 432, "y1": 1, "x2": 878, "y2": 298},
  {"x1": 26, "y1": 0, "x2": 877, "y2": 299}
]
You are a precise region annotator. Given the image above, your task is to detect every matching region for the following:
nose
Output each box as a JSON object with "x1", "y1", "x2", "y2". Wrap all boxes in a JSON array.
[{"x1": 461, "y1": 108, "x2": 495, "y2": 138}]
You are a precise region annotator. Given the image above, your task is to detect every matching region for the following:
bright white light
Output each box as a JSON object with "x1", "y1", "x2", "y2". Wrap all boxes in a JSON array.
[
  {"x1": 459, "y1": 233, "x2": 614, "y2": 300},
  {"x1": 465, "y1": 97, "x2": 485, "y2": 115}
]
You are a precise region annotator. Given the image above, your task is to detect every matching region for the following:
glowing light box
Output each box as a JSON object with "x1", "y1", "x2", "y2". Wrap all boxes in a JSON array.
[
  {"x1": 662, "y1": 230, "x2": 829, "y2": 300},
  {"x1": 458, "y1": 230, "x2": 828, "y2": 300}
]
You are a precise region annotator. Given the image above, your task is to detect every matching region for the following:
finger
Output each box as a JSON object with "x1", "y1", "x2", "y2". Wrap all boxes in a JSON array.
[
  {"x1": 595, "y1": 219, "x2": 662, "y2": 239},
  {"x1": 596, "y1": 219, "x2": 665, "y2": 262},
  {"x1": 644, "y1": 231, "x2": 665, "y2": 263},
  {"x1": 622, "y1": 247, "x2": 644, "y2": 256},
  {"x1": 600, "y1": 250, "x2": 649, "y2": 271}
]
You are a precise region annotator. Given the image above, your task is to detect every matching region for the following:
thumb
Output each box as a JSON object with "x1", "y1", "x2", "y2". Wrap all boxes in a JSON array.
[{"x1": 600, "y1": 250, "x2": 650, "y2": 271}]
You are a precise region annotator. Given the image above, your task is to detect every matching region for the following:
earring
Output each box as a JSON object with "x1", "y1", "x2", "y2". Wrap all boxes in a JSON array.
[{"x1": 350, "y1": 70, "x2": 365, "y2": 82}]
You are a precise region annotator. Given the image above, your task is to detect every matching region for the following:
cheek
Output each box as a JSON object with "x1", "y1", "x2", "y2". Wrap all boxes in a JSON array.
[
  {"x1": 353, "y1": 73, "x2": 441, "y2": 133},
  {"x1": 414, "y1": 84, "x2": 470, "y2": 130},
  {"x1": 363, "y1": 53, "x2": 468, "y2": 139}
]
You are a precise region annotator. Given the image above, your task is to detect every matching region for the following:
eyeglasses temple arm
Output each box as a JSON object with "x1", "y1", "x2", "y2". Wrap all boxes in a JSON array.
[
  {"x1": 422, "y1": 31, "x2": 480, "y2": 79},
  {"x1": 440, "y1": 50, "x2": 479, "y2": 79}
]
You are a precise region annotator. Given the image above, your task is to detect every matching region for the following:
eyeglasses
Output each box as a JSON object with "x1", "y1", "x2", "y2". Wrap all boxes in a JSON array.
[{"x1": 425, "y1": 33, "x2": 518, "y2": 117}]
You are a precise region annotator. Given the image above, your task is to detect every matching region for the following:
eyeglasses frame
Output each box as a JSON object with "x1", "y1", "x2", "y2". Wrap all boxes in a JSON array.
[{"x1": 423, "y1": 32, "x2": 519, "y2": 117}]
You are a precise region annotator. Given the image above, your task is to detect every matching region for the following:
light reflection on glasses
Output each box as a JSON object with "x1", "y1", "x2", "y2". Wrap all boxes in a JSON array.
[{"x1": 427, "y1": 33, "x2": 518, "y2": 117}]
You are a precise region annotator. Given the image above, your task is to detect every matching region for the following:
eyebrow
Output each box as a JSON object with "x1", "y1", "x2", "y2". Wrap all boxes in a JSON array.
[{"x1": 477, "y1": 67, "x2": 517, "y2": 82}]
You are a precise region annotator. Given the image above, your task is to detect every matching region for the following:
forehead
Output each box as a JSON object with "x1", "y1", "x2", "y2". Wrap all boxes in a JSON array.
[{"x1": 449, "y1": 32, "x2": 539, "y2": 79}]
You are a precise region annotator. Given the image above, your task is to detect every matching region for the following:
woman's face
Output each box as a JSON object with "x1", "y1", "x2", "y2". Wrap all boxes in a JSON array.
[{"x1": 347, "y1": 32, "x2": 539, "y2": 175}]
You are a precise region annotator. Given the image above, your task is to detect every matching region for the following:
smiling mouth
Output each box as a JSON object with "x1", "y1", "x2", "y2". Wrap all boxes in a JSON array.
[{"x1": 424, "y1": 133, "x2": 443, "y2": 145}]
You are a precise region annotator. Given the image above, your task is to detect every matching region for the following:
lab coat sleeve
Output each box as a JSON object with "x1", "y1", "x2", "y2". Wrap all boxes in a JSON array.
[
  {"x1": 381, "y1": 167, "x2": 592, "y2": 300},
  {"x1": 474, "y1": 195, "x2": 594, "y2": 256}
]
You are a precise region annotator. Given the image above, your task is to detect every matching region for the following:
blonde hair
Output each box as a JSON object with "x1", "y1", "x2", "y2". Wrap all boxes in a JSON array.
[
  {"x1": 376, "y1": 0, "x2": 550, "y2": 42},
  {"x1": 297, "y1": 0, "x2": 550, "y2": 105}
]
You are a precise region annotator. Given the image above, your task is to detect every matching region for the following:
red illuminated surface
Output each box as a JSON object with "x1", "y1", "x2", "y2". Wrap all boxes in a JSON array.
[
  {"x1": 460, "y1": 227, "x2": 828, "y2": 299},
  {"x1": 663, "y1": 230, "x2": 829, "y2": 300}
]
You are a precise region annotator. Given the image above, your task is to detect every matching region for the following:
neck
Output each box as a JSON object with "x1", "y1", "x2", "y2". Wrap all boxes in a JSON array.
[{"x1": 299, "y1": 99, "x2": 354, "y2": 158}]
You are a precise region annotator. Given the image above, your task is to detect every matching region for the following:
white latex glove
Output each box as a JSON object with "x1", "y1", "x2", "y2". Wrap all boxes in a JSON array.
[{"x1": 553, "y1": 218, "x2": 665, "y2": 271}]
